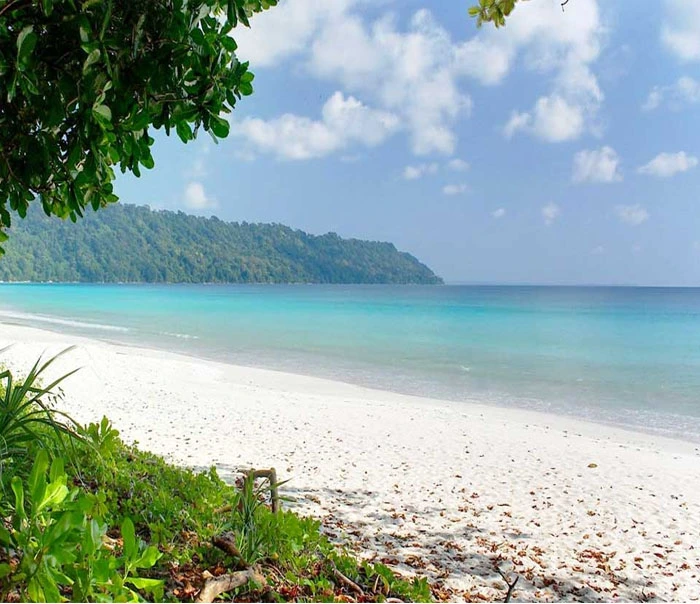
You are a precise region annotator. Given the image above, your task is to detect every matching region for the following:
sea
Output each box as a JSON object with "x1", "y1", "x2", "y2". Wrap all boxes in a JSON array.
[{"x1": 1, "y1": 283, "x2": 699, "y2": 442}]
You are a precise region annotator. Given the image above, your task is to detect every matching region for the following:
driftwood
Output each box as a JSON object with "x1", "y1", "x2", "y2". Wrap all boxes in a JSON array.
[
  {"x1": 331, "y1": 565, "x2": 364, "y2": 596},
  {"x1": 195, "y1": 567, "x2": 265, "y2": 603}
]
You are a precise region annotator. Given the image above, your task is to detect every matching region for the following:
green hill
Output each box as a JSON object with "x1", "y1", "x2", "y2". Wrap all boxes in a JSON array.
[{"x1": 0, "y1": 204, "x2": 442, "y2": 284}]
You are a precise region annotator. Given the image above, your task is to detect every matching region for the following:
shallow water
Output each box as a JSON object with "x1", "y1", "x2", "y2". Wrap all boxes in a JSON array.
[{"x1": 1, "y1": 283, "x2": 699, "y2": 441}]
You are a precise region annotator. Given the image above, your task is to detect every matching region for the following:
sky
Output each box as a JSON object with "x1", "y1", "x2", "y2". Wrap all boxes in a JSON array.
[{"x1": 114, "y1": 0, "x2": 700, "y2": 286}]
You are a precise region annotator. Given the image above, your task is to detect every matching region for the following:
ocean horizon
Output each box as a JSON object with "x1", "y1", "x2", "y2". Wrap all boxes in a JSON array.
[{"x1": 1, "y1": 282, "x2": 699, "y2": 443}]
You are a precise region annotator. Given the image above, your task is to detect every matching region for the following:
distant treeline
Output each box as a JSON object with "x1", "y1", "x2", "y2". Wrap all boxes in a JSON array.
[{"x1": 0, "y1": 204, "x2": 442, "y2": 284}]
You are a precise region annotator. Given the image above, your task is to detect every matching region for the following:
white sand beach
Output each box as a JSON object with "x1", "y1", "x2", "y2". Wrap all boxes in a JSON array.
[{"x1": 1, "y1": 322, "x2": 699, "y2": 602}]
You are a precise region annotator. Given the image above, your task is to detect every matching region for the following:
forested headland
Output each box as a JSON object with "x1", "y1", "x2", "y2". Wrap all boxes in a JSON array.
[{"x1": 0, "y1": 204, "x2": 442, "y2": 284}]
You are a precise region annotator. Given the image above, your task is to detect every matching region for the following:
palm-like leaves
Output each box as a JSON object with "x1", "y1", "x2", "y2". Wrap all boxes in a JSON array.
[{"x1": 0, "y1": 347, "x2": 82, "y2": 472}]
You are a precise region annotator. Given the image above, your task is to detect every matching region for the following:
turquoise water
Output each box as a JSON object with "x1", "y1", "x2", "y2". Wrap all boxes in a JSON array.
[{"x1": 1, "y1": 284, "x2": 700, "y2": 441}]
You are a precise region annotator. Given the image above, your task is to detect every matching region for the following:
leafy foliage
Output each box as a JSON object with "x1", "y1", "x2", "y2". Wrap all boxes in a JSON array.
[
  {"x1": 0, "y1": 203, "x2": 443, "y2": 284},
  {"x1": 0, "y1": 0, "x2": 276, "y2": 249},
  {"x1": 0, "y1": 450, "x2": 163, "y2": 602},
  {"x1": 0, "y1": 348, "x2": 82, "y2": 480},
  {"x1": 468, "y1": 0, "x2": 521, "y2": 28}
]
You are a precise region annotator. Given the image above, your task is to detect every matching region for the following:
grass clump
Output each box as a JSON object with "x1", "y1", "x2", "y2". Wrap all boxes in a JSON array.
[{"x1": 0, "y1": 355, "x2": 433, "y2": 602}]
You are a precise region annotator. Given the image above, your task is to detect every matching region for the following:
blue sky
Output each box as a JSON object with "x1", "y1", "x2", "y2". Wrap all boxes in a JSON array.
[{"x1": 115, "y1": 0, "x2": 700, "y2": 286}]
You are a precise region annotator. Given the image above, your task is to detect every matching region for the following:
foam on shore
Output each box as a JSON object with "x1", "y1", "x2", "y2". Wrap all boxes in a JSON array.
[{"x1": 1, "y1": 322, "x2": 699, "y2": 601}]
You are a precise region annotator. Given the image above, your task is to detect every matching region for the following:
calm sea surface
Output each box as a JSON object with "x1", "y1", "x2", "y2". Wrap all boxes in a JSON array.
[{"x1": 1, "y1": 284, "x2": 699, "y2": 441}]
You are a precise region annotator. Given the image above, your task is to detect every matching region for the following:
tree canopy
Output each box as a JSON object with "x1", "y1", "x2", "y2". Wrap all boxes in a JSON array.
[
  {"x1": 0, "y1": 0, "x2": 276, "y2": 250},
  {"x1": 0, "y1": 203, "x2": 443, "y2": 284}
]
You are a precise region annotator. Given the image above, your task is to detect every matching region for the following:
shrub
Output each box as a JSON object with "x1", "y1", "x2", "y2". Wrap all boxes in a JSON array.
[
  {"x1": 0, "y1": 348, "x2": 83, "y2": 483},
  {"x1": 0, "y1": 449, "x2": 163, "y2": 602}
]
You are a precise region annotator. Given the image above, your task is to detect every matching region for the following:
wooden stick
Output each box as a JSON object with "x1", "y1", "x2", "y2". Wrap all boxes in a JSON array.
[
  {"x1": 247, "y1": 468, "x2": 280, "y2": 513},
  {"x1": 195, "y1": 568, "x2": 265, "y2": 603},
  {"x1": 497, "y1": 568, "x2": 519, "y2": 603}
]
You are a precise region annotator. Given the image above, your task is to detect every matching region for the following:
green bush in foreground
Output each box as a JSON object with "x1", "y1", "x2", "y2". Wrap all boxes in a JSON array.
[
  {"x1": 0, "y1": 450, "x2": 163, "y2": 602},
  {"x1": 0, "y1": 358, "x2": 432, "y2": 602}
]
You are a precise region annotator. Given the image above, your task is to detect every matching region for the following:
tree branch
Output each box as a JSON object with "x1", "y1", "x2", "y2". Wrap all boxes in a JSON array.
[
  {"x1": 497, "y1": 568, "x2": 519, "y2": 603},
  {"x1": 0, "y1": 0, "x2": 32, "y2": 18}
]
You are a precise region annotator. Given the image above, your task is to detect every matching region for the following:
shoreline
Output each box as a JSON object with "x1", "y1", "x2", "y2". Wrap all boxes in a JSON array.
[
  {"x1": 3, "y1": 313, "x2": 699, "y2": 448},
  {"x1": 1, "y1": 322, "x2": 699, "y2": 601}
]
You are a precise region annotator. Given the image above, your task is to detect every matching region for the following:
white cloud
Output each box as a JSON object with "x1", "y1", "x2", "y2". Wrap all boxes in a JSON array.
[
  {"x1": 503, "y1": 111, "x2": 531, "y2": 138},
  {"x1": 237, "y1": 5, "x2": 474, "y2": 156},
  {"x1": 308, "y1": 9, "x2": 475, "y2": 155},
  {"x1": 492, "y1": 208, "x2": 506, "y2": 219},
  {"x1": 447, "y1": 158, "x2": 470, "y2": 172},
  {"x1": 497, "y1": 0, "x2": 605, "y2": 142},
  {"x1": 643, "y1": 76, "x2": 700, "y2": 110},
  {"x1": 403, "y1": 163, "x2": 438, "y2": 180},
  {"x1": 661, "y1": 0, "x2": 700, "y2": 61},
  {"x1": 615, "y1": 205, "x2": 649, "y2": 226},
  {"x1": 591, "y1": 245, "x2": 605, "y2": 255},
  {"x1": 183, "y1": 181, "x2": 217, "y2": 210},
  {"x1": 233, "y1": 1, "x2": 354, "y2": 67},
  {"x1": 530, "y1": 95, "x2": 586, "y2": 142},
  {"x1": 637, "y1": 151, "x2": 698, "y2": 178},
  {"x1": 572, "y1": 146, "x2": 622, "y2": 183},
  {"x1": 236, "y1": 0, "x2": 604, "y2": 155},
  {"x1": 443, "y1": 184, "x2": 467, "y2": 196},
  {"x1": 232, "y1": 92, "x2": 400, "y2": 160},
  {"x1": 542, "y1": 202, "x2": 561, "y2": 226}
]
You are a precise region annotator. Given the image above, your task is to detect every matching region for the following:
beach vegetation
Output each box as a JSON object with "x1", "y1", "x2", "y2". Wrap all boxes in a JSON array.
[
  {"x1": 0, "y1": 347, "x2": 82, "y2": 481},
  {"x1": 0, "y1": 0, "x2": 276, "y2": 250},
  {"x1": 0, "y1": 355, "x2": 433, "y2": 602}
]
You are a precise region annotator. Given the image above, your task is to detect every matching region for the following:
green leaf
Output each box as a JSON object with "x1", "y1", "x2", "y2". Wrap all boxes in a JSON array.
[
  {"x1": 36, "y1": 480, "x2": 69, "y2": 513},
  {"x1": 49, "y1": 455, "x2": 65, "y2": 482},
  {"x1": 209, "y1": 115, "x2": 230, "y2": 138},
  {"x1": 121, "y1": 517, "x2": 137, "y2": 559},
  {"x1": 0, "y1": 525, "x2": 12, "y2": 547},
  {"x1": 126, "y1": 577, "x2": 164, "y2": 600},
  {"x1": 16, "y1": 26, "x2": 38, "y2": 68},
  {"x1": 83, "y1": 48, "x2": 101, "y2": 73},
  {"x1": 11, "y1": 477, "x2": 26, "y2": 523},
  {"x1": 92, "y1": 104, "x2": 112, "y2": 122},
  {"x1": 221, "y1": 35, "x2": 238, "y2": 52},
  {"x1": 130, "y1": 110, "x2": 150, "y2": 131},
  {"x1": 175, "y1": 120, "x2": 193, "y2": 143},
  {"x1": 126, "y1": 577, "x2": 163, "y2": 589},
  {"x1": 28, "y1": 449, "x2": 49, "y2": 509},
  {"x1": 140, "y1": 152, "x2": 154, "y2": 169},
  {"x1": 134, "y1": 545, "x2": 162, "y2": 569}
]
